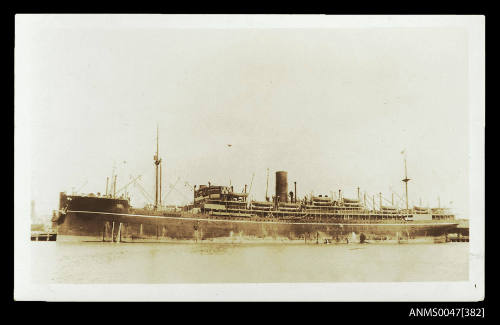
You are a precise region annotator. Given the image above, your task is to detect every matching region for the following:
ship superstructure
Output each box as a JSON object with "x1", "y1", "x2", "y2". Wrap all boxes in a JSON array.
[{"x1": 193, "y1": 171, "x2": 455, "y2": 222}]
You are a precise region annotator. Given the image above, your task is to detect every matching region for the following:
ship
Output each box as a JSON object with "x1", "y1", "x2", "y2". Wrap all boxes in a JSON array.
[{"x1": 53, "y1": 128, "x2": 458, "y2": 244}]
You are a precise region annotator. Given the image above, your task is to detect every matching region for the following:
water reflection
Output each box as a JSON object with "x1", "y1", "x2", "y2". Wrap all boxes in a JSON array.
[
  {"x1": 189, "y1": 243, "x2": 237, "y2": 255},
  {"x1": 30, "y1": 242, "x2": 469, "y2": 284}
]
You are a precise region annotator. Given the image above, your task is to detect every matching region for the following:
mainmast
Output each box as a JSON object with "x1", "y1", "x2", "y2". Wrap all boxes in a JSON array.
[
  {"x1": 402, "y1": 157, "x2": 411, "y2": 212},
  {"x1": 159, "y1": 161, "x2": 162, "y2": 207},
  {"x1": 265, "y1": 168, "x2": 269, "y2": 201},
  {"x1": 154, "y1": 125, "x2": 162, "y2": 210}
]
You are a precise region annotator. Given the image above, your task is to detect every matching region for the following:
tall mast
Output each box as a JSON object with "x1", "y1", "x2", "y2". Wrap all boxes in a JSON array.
[
  {"x1": 159, "y1": 161, "x2": 162, "y2": 208},
  {"x1": 265, "y1": 168, "x2": 269, "y2": 201},
  {"x1": 247, "y1": 173, "x2": 255, "y2": 208},
  {"x1": 402, "y1": 157, "x2": 411, "y2": 211},
  {"x1": 154, "y1": 125, "x2": 161, "y2": 210},
  {"x1": 111, "y1": 163, "x2": 116, "y2": 197}
]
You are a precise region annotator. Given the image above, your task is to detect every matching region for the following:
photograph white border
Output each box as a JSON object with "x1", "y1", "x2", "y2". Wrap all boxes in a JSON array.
[{"x1": 14, "y1": 14, "x2": 485, "y2": 301}]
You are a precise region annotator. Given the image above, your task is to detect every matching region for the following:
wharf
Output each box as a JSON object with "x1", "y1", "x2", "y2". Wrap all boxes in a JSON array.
[
  {"x1": 446, "y1": 219, "x2": 469, "y2": 242},
  {"x1": 31, "y1": 231, "x2": 57, "y2": 241},
  {"x1": 448, "y1": 236, "x2": 469, "y2": 242}
]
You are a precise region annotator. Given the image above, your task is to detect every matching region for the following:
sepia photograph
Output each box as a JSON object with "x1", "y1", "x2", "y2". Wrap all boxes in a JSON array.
[{"x1": 14, "y1": 14, "x2": 484, "y2": 301}]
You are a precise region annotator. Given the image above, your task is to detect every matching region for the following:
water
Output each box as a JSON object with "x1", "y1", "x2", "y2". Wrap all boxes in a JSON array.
[{"x1": 30, "y1": 242, "x2": 469, "y2": 283}]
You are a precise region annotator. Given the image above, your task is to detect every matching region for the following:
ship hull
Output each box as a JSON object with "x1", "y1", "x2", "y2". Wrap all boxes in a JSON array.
[{"x1": 56, "y1": 210, "x2": 459, "y2": 243}]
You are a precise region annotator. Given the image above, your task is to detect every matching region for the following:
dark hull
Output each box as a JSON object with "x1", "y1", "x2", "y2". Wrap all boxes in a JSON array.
[{"x1": 56, "y1": 210, "x2": 458, "y2": 243}]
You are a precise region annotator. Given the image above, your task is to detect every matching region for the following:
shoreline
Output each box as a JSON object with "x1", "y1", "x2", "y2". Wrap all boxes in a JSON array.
[{"x1": 51, "y1": 235, "x2": 466, "y2": 245}]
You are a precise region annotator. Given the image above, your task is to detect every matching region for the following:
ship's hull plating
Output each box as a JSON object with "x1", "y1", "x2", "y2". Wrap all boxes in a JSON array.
[{"x1": 57, "y1": 210, "x2": 458, "y2": 243}]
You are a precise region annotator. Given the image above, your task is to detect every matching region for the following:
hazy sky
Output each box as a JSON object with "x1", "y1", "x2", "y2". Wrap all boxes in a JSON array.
[{"x1": 17, "y1": 16, "x2": 471, "y2": 218}]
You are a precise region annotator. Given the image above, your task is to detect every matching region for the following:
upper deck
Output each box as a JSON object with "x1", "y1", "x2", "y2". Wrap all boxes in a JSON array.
[{"x1": 192, "y1": 183, "x2": 454, "y2": 221}]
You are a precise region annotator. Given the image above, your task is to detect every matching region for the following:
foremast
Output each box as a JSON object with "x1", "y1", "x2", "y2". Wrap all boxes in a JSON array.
[
  {"x1": 402, "y1": 156, "x2": 411, "y2": 212},
  {"x1": 154, "y1": 125, "x2": 162, "y2": 210}
]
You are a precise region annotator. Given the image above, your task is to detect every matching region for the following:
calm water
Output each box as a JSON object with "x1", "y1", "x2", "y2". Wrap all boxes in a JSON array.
[{"x1": 31, "y1": 241, "x2": 469, "y2": 283}]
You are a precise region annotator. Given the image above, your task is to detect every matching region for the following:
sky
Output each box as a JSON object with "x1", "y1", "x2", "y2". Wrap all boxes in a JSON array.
[{"x1": 16, "y1": 16, "x2": 472, "y2": 219}]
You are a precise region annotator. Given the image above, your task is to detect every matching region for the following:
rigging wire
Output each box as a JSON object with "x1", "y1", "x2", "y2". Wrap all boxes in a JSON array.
[
  {"x1": 133, "y1": 179, "x2": 154, "y2": 203},
  {"x1": 162, "y1": 177, "x2": 181, "y2": 203}
]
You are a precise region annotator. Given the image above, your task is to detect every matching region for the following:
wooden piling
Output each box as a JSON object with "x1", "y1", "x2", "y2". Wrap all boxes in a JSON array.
[{"x1": 117, "y1": 222, "x2": 122, "y2": 243}]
